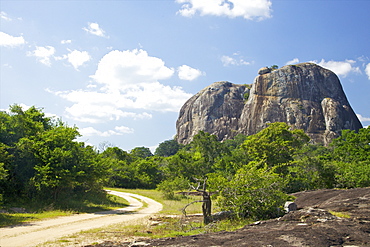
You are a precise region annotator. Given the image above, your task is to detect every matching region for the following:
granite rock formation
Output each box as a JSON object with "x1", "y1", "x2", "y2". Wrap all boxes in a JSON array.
[{"x1": 176, "y1": 63, "x2": 362, "y2": 145}]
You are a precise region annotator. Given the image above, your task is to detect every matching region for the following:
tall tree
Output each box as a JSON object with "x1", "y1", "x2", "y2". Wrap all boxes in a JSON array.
[
  {"x1": 130, "y1": 146, "x2": 153, "y2": 159},
  {"x1": 242, "y1": 122, "x2": 309, "y2": 169},
  {"x1": 155, "y1": 139, "x2": 182, "y2": 157}
]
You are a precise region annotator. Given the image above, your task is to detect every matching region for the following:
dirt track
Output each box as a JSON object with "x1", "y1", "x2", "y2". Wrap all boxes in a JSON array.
[{"x1": 0, "y1": 190, "x2": 162, "y2": 247}]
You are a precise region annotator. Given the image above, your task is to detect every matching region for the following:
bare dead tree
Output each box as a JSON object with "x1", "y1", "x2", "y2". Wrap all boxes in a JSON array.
[{"x1": 181, "y1": 178, "x2": 212, "y2": 225}]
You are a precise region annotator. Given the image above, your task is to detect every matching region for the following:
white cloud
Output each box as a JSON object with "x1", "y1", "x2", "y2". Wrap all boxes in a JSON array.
[
  {"x1": 91, "y1": 49, "x2": 175, "y2": 90},
  {"x1": 178, "y1": 65, "x2": 204, "y2": 81},
  {"x1": 0, "y1": 31, "x2": 26, "y2": 47},
  {"x1": 0, "y1": 11, "x2": 22, "y2": 21},
  {"x1": 312, "y1": 59, "x2": 360, "y2": 77},
  {"x1": 79, "y1": 126, "x2": 134, "y2": 137},
  {"x1": 83, "y1": 22, "x2": 108, "y2": 37},
  {"x1": 27, "y1": 46, "x2": 56, "y2": 66},
  {"x1": 48, "y1": 89, "x2": 153, "y2": 123},
  {"x1": 221, "y1": 55, "x2": 251, "y2": 66},
  {"x1": 176, "y1": 0, "x2": 272, "y2": 21},
  {"x1": 286, "y1": 58, "x2": 299, "y2": 65},
  {"x1": 61, "y1": 39, "x2": 72, "y2": 44},
  {"x1": 3, "y1": 64, "x2": 13, "y2": 69},
  {"x1": 365, "y1": 63, "x2": 370, "y2": 80},
  {"x1": 0, "y1": 11, "x2": 12, "y2": 21},
  {"x1": 357, "y1": 114, "x2": 370, "y2": 122},
  {"x1": 49, "y1": 49, "x2": 193, "y2": 123},
  {"x1": 67, "y1": 50, "x2": 91, "y2": 70}
]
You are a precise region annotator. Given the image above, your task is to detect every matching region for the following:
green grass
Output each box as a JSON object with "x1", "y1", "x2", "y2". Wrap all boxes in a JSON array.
[
  {"x1": 106, "y1": 187, "x2": 204, "y2": 215},
  {"x1": 329, "y1": 210, "x2": 351, "y2": 218},
  {"x1": 0, "y1": 192, "x2": 129, "y2": 227}
]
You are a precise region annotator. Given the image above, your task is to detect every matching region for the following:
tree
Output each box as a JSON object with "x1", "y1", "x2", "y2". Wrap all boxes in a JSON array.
[
  {"x1": 269, "y1": 65, "x2": 279, "y2": 70},
  {"x1": 0, "y1": 148, "x2": 8, "y2": 205},
  {"x1": 327, "y1": 127, "x2": 370, "y2": 188},
  {"x1": 29, "y1": 126, "x2": 105, "y2": 201},
  {"x1": 133, "y1": 156, "x2": 163, "y2": 189},
  {"x1": 330, "y1": 127, "x2": 370, "y2": 163},
  {"x1": 217, "y1": 164, "x2": 288, "y2": 220},
  {"x1": 101, "y1": 147, "x2": 133, "y2": 162},
  {"x1": 160, "y1": 149, "x2": 197, "y2": 180},
  {"x1": 0, "y1": 105, "x2": 107, "y2": 205},
  {"x1": 0, "y1": 105, "x2": 52, "y2": 146},
  {"x1": 157, "y1": 176, "x2": 190, "y2": 199},
  {"x1": 242, "y1": 122, "x2": 310, "y2": 170},
  {"x1": 155, "y1": 139, "x2": 182, "y2": 157},
  {"x1": 130, "y1": 146, "x2": 153, "y2": 159},
  {"x1": 286, "y1": 144, "x2": 334, "y2": 192}
]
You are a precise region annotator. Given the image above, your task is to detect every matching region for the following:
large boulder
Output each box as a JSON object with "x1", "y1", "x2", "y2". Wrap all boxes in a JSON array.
[
  {"x1": 176, "y1": 63, "x2": 362, "y2": 145},
  {"x1": 176, "y1": 81, "x2": 249, "y2": 145}
]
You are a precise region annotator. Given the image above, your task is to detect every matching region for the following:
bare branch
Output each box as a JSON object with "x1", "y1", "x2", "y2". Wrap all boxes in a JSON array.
[{"x1": 181, "y1": 200, "x2": 204, "y2": 217}]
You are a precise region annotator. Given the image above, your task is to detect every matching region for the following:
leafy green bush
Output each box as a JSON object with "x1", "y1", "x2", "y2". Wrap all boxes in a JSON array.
[
  {"x1": 332, "y1": 161, "x2": 370, "y2": 188},
  {"x1": 217, "y1": 164, "x2": 288, "y2": 220}
]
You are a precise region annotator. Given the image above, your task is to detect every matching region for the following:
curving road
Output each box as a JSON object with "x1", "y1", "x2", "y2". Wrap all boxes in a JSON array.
[{"x1": 0, "y1": 190, "x2": 162, "y2": 247}]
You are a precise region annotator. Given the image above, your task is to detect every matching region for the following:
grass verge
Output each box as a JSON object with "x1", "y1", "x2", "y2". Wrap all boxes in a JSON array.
[
  {"x1": 0, "y1": 191, "x2": 129, "y2": 227},
  {"x1": 105, "y1": 187, "x2": 204, "y2": 215}
]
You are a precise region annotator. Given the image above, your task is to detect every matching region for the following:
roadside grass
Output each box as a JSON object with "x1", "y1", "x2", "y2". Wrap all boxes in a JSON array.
[
  {"x1": 106, "y1": 187, "x2": 204, "y2": 215},
  {"x1": 0, "y1": 210, "x2": 74, "y2": 228},
  {"x1": 0, "y1": 192, "x2": 129, "y2": 227}
]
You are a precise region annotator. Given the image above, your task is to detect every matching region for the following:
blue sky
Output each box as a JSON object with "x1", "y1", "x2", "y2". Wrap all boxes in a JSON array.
[{"x1": 1, "y1": 0, "x2": 370, "y2": 152}]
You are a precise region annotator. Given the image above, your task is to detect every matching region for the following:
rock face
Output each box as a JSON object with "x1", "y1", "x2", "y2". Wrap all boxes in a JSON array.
[
  {"x1": 176, "y1": 81, "x2": 249, "y2": 145},
  {"x1": 176, "y1": 63, "x2": 362, "y2": 145}
]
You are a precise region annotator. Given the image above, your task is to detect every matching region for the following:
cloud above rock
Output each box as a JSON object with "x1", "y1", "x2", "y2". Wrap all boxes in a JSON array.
[{"x1": 50, "y1": 49, "x2": 192, "y2": 123}]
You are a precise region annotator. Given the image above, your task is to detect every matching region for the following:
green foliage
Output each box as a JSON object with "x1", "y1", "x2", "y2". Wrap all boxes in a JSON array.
[
  {"x1": 243, "y1": 92, "x2": 250, "y2": 101},
  {"x1": 330, "y1": 127, "x2": 370, "y2": 163},
  {"x1": 332, "y1": 161, "x2": 370, "y2": 188},
  {"x1": 157, "y1": 176, "x2": 190, "y2": 199},
  {"x1": 155, "y1": 139, "x2": 182, "y2": 157},
  {"x1": 190, "y1": 131, "x2": 230, "y2": 177},
  {"x1": 130, "y1": 146, "x2": 153, "y2": 159},
  {"x1": 217, "y1": 164, "x2": 288, "y2": 220},
  {"x1": 269, "y1": 65, "x2": 279, "y2": 70},
  {"x1": 285, "y1": 144, "x2": 335, "y2": 193},
  {"x1": 133, "y1": 156, "x2": 163, "y2": 189},
  {"x1": 242, "y1": 122, "x2": 310, "y2": 168},
  {"x1": 327, "y1": 127, "x2": 370, "y2": 188},
  {"x1": 0, "y1": 104, "x2": 108, "y2": 208}
]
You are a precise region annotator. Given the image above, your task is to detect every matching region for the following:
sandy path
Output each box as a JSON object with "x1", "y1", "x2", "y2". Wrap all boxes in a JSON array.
[{"x1": 0, "y1": 190, "x2": 162, "y2": 247}]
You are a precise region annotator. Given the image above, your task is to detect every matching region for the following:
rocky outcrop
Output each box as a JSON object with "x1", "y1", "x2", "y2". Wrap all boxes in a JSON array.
[
  {"x1": 176, "y1": 81, "x2": 249, "y2": 145},
  {"x1": 176, "y1": 63, "x2": 362, "y2": 145}
]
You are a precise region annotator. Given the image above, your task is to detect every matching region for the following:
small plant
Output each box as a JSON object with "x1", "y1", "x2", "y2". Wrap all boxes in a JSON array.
[
  {"x1": 243, "y1": 92, "x2": 250, "y2": 101},
  {"x1": 329, "y1": 210, "x2": 350, "y2": 218},
  {"x1": 269, "y1": 65, "x2": 279, "y2": 70}
]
